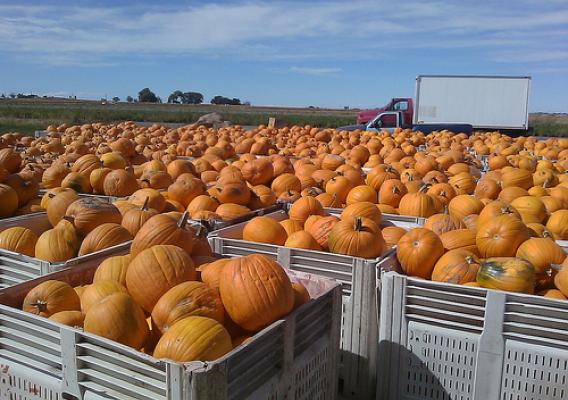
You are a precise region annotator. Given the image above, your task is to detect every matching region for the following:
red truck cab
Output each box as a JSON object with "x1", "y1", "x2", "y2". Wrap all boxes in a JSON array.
[{"x1": 357, "y1": 98, "x2": 413, "y2": 125}]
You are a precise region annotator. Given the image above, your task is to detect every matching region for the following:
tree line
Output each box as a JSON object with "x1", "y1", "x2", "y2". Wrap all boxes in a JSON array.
[{"x1": 135, "y1": 88, "x2": 244, "y2": 105}]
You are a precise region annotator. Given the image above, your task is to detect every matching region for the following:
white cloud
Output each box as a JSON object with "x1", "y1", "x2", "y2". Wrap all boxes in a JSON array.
[
  {"x1": 289, "y1": 67, "x2": 342, "y2": 76},
  {"x1": 0, "y1": 1, "x2": 566, "y2": 68}
]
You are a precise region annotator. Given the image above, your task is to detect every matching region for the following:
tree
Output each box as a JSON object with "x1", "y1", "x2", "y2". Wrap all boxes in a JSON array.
[
  {"x1": 126, "y1": 95, "x2": 134, "y2": 103},
  {"x1": 138, "y1": 88, "x2": 158, "y2": 103},
  {"x1": 112, "y1": 96, "x2": 120, "y2": 103},
  {"x1": 8, "y1": 93, "x2": 15, "y2": 99},
  {"x1": 168, "y1": 90, "x2": 183, "y2": 104},
  {"x1": 183, "y1": 92, "x2": 204, "y2": 104},
  {"x1": 211, "y1": 95, "x2": 241, "y2": 105}
]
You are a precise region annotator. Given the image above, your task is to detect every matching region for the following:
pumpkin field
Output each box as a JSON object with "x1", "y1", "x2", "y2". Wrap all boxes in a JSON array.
[{"x1": 0, "y1": 121, "x2": 567, "y2": 399}]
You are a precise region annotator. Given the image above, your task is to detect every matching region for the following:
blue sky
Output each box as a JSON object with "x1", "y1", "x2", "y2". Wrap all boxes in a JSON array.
[{"x1": 0, "y1": 0, "x2": 567, "y2": 111}]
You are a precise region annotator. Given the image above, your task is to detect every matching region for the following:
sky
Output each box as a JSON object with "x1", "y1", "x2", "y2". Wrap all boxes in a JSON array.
[{"x1": 0, "y1": 0, "x2": 567, "y2": 112}]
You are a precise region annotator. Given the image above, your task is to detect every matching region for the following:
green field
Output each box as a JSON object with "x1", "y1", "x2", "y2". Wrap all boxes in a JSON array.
[{"x1": 0, "y1": 99, "x2": 566, "y2": 137}]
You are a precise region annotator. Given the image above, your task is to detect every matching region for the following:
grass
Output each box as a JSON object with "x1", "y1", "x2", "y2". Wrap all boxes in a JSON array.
[{"x1": 0, "y1": 99, "x2": 566, "y2": 137}]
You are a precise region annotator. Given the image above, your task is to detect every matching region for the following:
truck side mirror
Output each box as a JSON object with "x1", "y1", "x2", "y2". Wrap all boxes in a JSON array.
[{"x1": 373, "y1": 119, "x2": 382, "y2": 128}]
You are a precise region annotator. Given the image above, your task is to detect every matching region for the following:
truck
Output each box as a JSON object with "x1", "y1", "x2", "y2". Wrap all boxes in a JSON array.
[{"x1": 352, "y1": 75, "x2": 531, "y2": 135}]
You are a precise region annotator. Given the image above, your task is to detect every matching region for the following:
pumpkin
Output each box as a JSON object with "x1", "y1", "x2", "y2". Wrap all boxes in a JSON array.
[
  {"x1": 448, "y1": 195, "x2": 484, "y2": 221},
  {"x1": 49, "y1": 310, "x2": 85, "y2": 328},
  {"x1": 113, "y1": 199, "x2": 137, "y2": 216},
  {"x1": 0, "y1": 227, "x2": 38, "y2": 257},
  {"x1": 328, "y1": 216, "x2": 385, "y2": 258},
  {"x1": 498, "y1": 186, "x2": 529, "y2": 204},
  {"x1": 61, "y1": 172, "x2": 90, "y2": 193},
  {"x1": 187, "y1": 195, "x2": 219, "y2": 217},
  {"x1": 516, "y1": 238, "x2": 565, "y2": 275},
  {"x1": 398, "y1": 190, "x2": 436, "y2": 218},
  {"x1": 93, "y1": 254, "x2": 132, "y2": 286},
  {"x1": 366, "y1": 165, "x2": 398, "y2": 191},
  {"x1": 379, "y1": 179, "x2": 407, "y2": 208},
  {"x1": 23, "y1": 280, "x2": 81, "y2": 317},
  {"x1": 151, "y1": 281, "x2": 224, "y2": 334},
  {"x1": 473, "y1": 178, "x2": 501, "y2": 200},
  {"x1": 167, "y1": 159, "x2": 196, "y2": 179},
  {"x1": 280, "y1": 219, "x2": 303, "y2": 236},
  {"x1": 381, "y1": 226, "x2": 407, "y2": 248},
  {"x1": 476, "y1": 257, "x2": 535, "y2": 294},
  {"x1": 212, "y1": 182, "x2": 251, "y2": 206},
  {"x1": 325, "y1": 176, "x2": 354, "y2": 204},
  {"x1": 242, "y1": 216, "x2": 288, "y2": 245},
  {"x1": 554, "y1": 261, "x2": 568, "y2": 297},
  {"x1": 46, "y1": 190, "x2": 79, "y2": 227},
  {"x1": 271, "y1": 173, "x2": 301, "y2": 196},
  {"x1": 153, "y1": 316, "x2": 232, "y2": 362},
  {"x1": 396, "y1": 228, "x2": 444, "y2": 279},
  {"x1": 241, "y1": 158, "x2": 274, "y2": 185},
  {"x1": 0, "y1": 184, "x2": 19, "y2": 218},
  {"x1": 42, "y1": 163, "x2": 70, "y2": 189},
  {"x1": 431, "y1": 249, "x2": 479, "y2": 284},
  {"x1": 340, "y1": 202, "x2": 382, "y2": 226},
  {"x1": 292, "y1": 282, "x2": 310, "y2": 308},
  {"x1": 100, "y1": 151, "x2": 127, "y2": 169},
  {"x1": 346, "y1": 185, "x2": 377, "y2": 205},
  {"x1": 130, "y1": 188, "x2": 166, "y2": 213},
  {"x1": 90, "y1": 168, "x2": 112, "y2": 194},
  {"x1": 80, "y1": 280, "x2": 127, "y2": 312},
  {"x1": 65, "y1": 197, "x2": 122, "y2": 236},
  {"x1": 126, "y1": 245, "x2": 196, "y2": 313},
  {"x1": 71, "y1": 154, "x2": 102, "y2": 178},
  {"x1": 439, "y1": 229, "x2": 478, "y2": 254},
  {"x1": 35, "y1": 226, "x2": 80, "y2": 262},
  {"x1": 477, "y1": 200, "x2": 521, "y2": 226},
  {"x1": 168, "y1": 175, "x2": 206, "y2": 207},
  {"x1": 103, "y1": 169, "x2": 139, "y2": 197},
  {"x1": 538, "y1": 289, "x2": 567, "y2": 300},
  {"x1": 219, "y1": 254, "x2": 294, "y2": 331},
  {"x1": 215, "y1": 203, "x2": 251, "y2": 221},
  {"x1": 501, "y1": 168, "x2": 533, "y2": 190},
  {"x1": 285, "y1": 231, "x2": 321, "y2": 250},
  {"x1": 130, "y1": 212, "x2": 196, "y2": 257},
  {"x1": 288, "y1": 196, "x2": 325, "y2": 226},
  {"x1": 121, "y1": 197, "x2": 159, "y2": 236},
  {"x1": 200, "y1": 258, "x2": 231, "y2": 291},
  {"x1": 545, "y1": 210, "x2": 568, "y2": 240},
  {"x1": 423, "y1": 214, "x2": 462, "y2": 236},
  {"x1": 509, "y1": 196, "x2": 547, "y2": 224},
  {"x1": 84, "y1": 292, "x2": 149, "y2": 349},
  {"x1": 315, "y1": 192, "x2": 341, "y2": 208},
  {"x1": 78, "y1": 223, "x2": 132, "y2": 256},
  {"x1": 476, "y1": 214, "x2": 530, "y2": 258},
  {"x1": 306, "y1": 215, "x2": 339, "y2": 249}
]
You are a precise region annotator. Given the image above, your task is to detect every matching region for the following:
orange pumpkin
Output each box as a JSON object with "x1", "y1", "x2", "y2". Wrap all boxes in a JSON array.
[
  {"x1": 476, "y1": 214, "x2": 530, "y2": 257},
  {"x1": 130, "y1": 212, "x2": 196, "y2": 257},
  {"x1": 280, "y1": 219, "x2": 303, "y2": 236},
  {"x1": 0, "y1": 184, "x2": 19, "y2": 218},
  {"x1": 121, "y1": 197, "x2": 159, "y2": 237},
  {"x1": 151, "y1": 281, "x2": 224, "y2": 334},
  {"x1": 93, "y1": 254, "x2": 132, "y2": 286},
  {"x1": 545, "y1": 210, "x2": 568, "y2": 240},
  {"x1": 78, "y1": 223, "x2": 132, "y2": 256},
  {"x1": 448, "y1": 195, "x2": 484, "y2": 221},
  {"x1": 284, "y1": 230, "x2": 321, "y2": 250},
  {"x1": 35, "y1": 226, "x2": 80, "y2": 262},
  {"x1": 49, "y1": 311, "x2": 85, "y2": 328},
  {"x1": 431, "y1": 249, "x2": 479, "y2": 284},
  {"x1": 65, "y1": 197, "x2": 122, "y2": 236},
  {"x1": 0, "y1": 227, "x2": 38, "y2": 257},
  {"x1": 340, "y1": 202, "x2": 382, "y2": 226},
  {"x1": 200, "y1": 258, "x2": 231, "y2": 291},
  {"x1": 328, "y1": 216, "x2": 385, "y2": 258},
  {"x1": 288, "y1": 196, "x2": 325, "y2": 226},
  {"x1": 153, "y1": 316, "x2": 232, "y2": 362},
  {"x1": 516, "y1": 238, "x2": 566, "y2": 275},
  {"x1": 423, "y1": 214, "x2": 462, "y2": 236},
  {"x1": 396, "y1": 228, "x2": 444, "y2": 279},
  {"x1": 509, "y1": 196, "x2": 547, "y2": 224},
  {"x1": 23, "y1": 280, "x2": 81, "y2": 317},
  {"x1": 219, "y1": 254, "x2": 294, "y2": 331},
  {"x1": 243, "y1": 216, "x2": 288, "y2": 245},
  {"x1": 84, "y1": 292, "x2": 149, "y2": 349},
  {"x1": 306, "y1": 215, "x2": 340, "y2": 249},
  {"x1": 292, "y1": 282, "x2": 310, "y2": 308},
  {"x1": 381, "y1": 226, "x2": 407, "y2": 248},
  {"x1": 80, "y1": 280, "x2": 127, "y2": 312},
  {"x1": 346, "y1": 185, "x2": 377, "y2": 205},
  {"x1": 398, "y1": 190, "x2": 436, "y2": 218}
]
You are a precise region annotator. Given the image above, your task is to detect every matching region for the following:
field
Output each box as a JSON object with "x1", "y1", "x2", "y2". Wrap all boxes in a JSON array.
[{"x1": 0, "y1": 98, "x2": 567, "y2": 136}]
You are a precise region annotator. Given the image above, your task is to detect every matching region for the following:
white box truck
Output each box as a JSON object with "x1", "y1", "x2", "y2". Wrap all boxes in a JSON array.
[{"x1": 351, "y1": 75, "x2": 531, "y2": 135}]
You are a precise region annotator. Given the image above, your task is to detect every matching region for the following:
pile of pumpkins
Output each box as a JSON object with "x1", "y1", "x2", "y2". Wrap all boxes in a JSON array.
[
  {"x1": 21, "y1": 247, "x2": 310, "y2": 361},
  {"x1": 393, "y1": 197, "x2": 568, "y2": 299}
]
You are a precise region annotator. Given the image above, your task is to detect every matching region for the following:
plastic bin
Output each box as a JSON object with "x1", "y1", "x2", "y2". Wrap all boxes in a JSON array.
[
  {"x1": 0, "y1": 213, "x2": 131, "y2": 289},
  {"x1": 0, "y1": 254, "x2": 342, "y2": 400},
  {"x1": 208, "y1": 210, "x2": 401, "y2": 398},
  {"x1": 377, "y1": 271, "x2": 568, "y2": 400},
  {"x1": 557, "y1": 240, "x2": 568, "y2": 253}
]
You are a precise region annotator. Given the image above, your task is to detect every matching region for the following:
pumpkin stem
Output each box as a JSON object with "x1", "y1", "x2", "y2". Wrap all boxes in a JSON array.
[
  {"x1": 353, "y1": 216, "x2": 363, "y2": 231},
  {"x1": 178, "y1": 211, "x2": 189, "y2": 229},
  {"x1": 419, "y1": 184, "x2": 430, "y2": 193},
  {"x1": 431, "y1": 176, "x2": 439, "y2": 184},
  {"x1": 464, "y1": 255, "x2": 474, "y2": 265},
  {"x1": 141, "y1": 196, "x2": 150, "y2": 211},
  {"x1": 542, "y1": 230, "x2": 553, "y2": 239},
  {"x1": 62, "y1": 215, "x2": 75, "y2": 223},
  {"x1": 392, "y1": 185, "x2": 400, "y2": 194},
  {"x1": 48, "y1": 192, "x2": 56, "y2": 199},
  {"x1": 30, "y1": 300, "x2": 48, "y2": 313}
]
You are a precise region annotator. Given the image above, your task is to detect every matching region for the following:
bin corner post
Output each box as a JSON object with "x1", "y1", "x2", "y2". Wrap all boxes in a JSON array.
[
  {"x1": 376, "y1": 272, "x2": 394, "y2": 400},
  {"x1": 473, "y1": 290, "x2": 506, "y2": 400},
  {"x1": 277, "y1": 247, "x2": 292, "y2": 270},
  {"x1": 279, "y1": 311, "x2": 297, "y2": 398},
  {"x1": 187, "y1": 363, "x2": 228, "y2": 400},
  {"x1": 343, "y1": 257, "x2": 379, "y2": 398},
  {"x1": 60, "y1": 328, "x2": 81, "y2": 399},
  {"x1": 329, "y1": 285, "x2": 342, "y2": 399},
  {"x1": 167, "y1": 362, "x2": 184, "y2": 400},
  {"x1": 209, "y1": 237, "x2": 222, "y2": 253}
]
